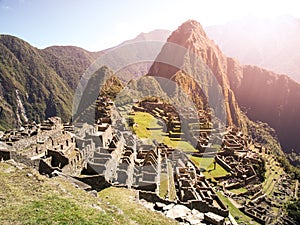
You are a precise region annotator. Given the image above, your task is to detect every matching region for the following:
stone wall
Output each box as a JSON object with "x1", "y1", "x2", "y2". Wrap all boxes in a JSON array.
[
  {"x1": 189, "y1": 200, "x2": 229, "y2": 217},
  {"x1": 74, "y1": 175, "x2": 111, "y2": 191},
  {"x1": 138, "y1": 191, "x2": 229, "y2": 218},
  {"x1": 135, "y1": 183, "x2": 157, "y2": 192},
  {"x1": 0, "y1": 149, "x2": 10, "y2": 160},
  {"x1": 10, "y1": 151, "x2": 40, "y2": 170},
  {"x1": 215, "y1": 155, "x2": 231, "y2": 172},
  {"x1": 242, "y1": 208, "x2": 266, "y2": 225},
  {"x1": 246, "y1": 174, "x2": 258, "y2": 185},
  {"x1": 0, "y1": 149, "x2": 55, "y2": 175},
  {"x1": 226, "y1": 182, "x2": 243, "y2": 190},
  {"x1": 138, "y1": 190, "x2": 175, "y2": 205},
  {"x1": 47, "y1": 150, "x2": 69, "y2": 168},
  {"x1": 39, "y1": 159, "x2": 55, "y2": 174}
]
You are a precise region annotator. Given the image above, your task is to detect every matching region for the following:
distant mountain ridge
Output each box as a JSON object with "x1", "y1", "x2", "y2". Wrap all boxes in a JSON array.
[
  {"x1": 41, "y1": 46, "x2": 101, "y2": 90},
  {"x1": 0, "y1": 35, "x2": 74, "y2": 128}
]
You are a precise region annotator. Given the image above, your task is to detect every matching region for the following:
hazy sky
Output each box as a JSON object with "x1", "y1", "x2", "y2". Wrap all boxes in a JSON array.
[{"x1": 1, "y1": 0, "x2": 299, "y2": 51}]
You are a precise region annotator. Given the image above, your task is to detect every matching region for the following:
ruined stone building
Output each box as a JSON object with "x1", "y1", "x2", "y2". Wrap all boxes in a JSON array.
[{"x1": 0, "y1": 117, "x2": 83, "y2": 176}]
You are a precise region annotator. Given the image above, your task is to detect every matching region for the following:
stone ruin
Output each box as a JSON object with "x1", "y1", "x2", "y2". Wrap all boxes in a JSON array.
[
  {"x1": 0, "y1": 117, "x2": 83, "y2": 176},
  {"x1": 1, "y1": 96, "x2": 285, "y2": 225}
]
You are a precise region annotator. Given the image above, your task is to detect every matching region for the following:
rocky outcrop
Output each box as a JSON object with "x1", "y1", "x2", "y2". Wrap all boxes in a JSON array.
[{"x1": 149, "y1": 20, "x2": 246, "y2": 128}]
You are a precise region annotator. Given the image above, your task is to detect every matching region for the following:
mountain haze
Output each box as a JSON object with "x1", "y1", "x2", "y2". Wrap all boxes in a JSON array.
[
  {"x1": 227, "y1": 59, "x2": 300, "y2": 153},
  {"x1": 206, "y1": 15, "x2": 300, "y2": 82}
]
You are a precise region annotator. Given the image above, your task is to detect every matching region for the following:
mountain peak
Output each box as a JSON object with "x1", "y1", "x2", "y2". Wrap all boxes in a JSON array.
[
  {"x1": 149, "y1": 19, "x2": 241, "y2": 126},
  {"x1": 179, "y1": 19, "x2": 207, "y2": 36},
  {"x1": 167, "y1": 19, "x2": 208, "y2": 48}
]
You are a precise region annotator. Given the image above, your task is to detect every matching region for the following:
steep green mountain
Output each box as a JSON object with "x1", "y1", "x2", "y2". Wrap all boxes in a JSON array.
[
  {"x1": 40, "y1": 46, "x2": 101, "y2": 90},
  {"x1": 0, "y1": 29, "x2": 170, "y2": 130},
  {"x1": 0, "y1": 35, "x2": 74, "y2": 128}
]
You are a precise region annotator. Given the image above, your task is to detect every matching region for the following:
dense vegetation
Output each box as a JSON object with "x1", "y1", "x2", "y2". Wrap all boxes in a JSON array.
[
  {"x1": 247, "y1": 118, "x2": 300, "y2": 180},
  {"x1": 0, "y1": 35, "x2": 99, "y2": 129},
  {"x1": 287, "y1": 152, "x2": 300, "y2": 168},
  {"x1": 253, "y1": 156, "x2": 266, "y2": 182},
  {"x1": 287, "y1": 200, "x2": 300, "y2": 224}
]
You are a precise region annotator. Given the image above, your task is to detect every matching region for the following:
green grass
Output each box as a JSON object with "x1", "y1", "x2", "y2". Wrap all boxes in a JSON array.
[
  {"x1": 0, "y1": 162, "x2": 178, "y2": 225},
  {"x1": 159, "y1": 173, "x2": 169, "y2": 199},
  {"x1": 132, "y1": 112, "x2": 197, "y2": 153},
  {"x1": 189, "y1": 156, "x2": 230, "y2": 179},
  {"x1": 131, "y1": 112, "x2": 161, "y2": 139},
  {"x1": 159, "y1": 162, "x2": 177, "y2": 201},
  {"x1": 98, "y1": 187, "x2": 178, "y2": 225},
  {"x1": 217, "y1": 192, "x2": 259, "y2": 225},
  {"x1": 0, "y1": 162, "x2": 116, "y2": 225},
  {"x1": 229, "y1": 187, "x2": 248, "y2": 195},
  {"x1": 15, "y1": 195, "x2": 114, "y2": 225},
  {"x1": 252, "y1": 148, "x2": 285, "y2": 197},
  {"x1": 168, "y1": 161, "x2": 177, "y2": 201}
]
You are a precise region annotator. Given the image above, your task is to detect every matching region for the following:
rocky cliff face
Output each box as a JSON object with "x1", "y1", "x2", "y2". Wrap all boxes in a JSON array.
[
  {"x1": 227, "y1": 59, "x2": 300, "y2": 153},
  {"x1": 149, "y1": 20, "x2": 245, "y2": 128}
]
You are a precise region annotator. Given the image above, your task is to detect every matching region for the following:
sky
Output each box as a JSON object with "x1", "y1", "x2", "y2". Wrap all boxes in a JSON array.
[{"x1": 0, "y1": 0, "x2": 300, "y2": 51}]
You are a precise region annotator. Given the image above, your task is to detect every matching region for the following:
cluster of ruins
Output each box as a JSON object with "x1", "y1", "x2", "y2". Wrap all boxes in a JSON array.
[
  {"x1": 0, "y1": 96, "x2": 297, "y2": 225},
  {"x1": 0, "y1": 117, "x2": 83, "y2": 176}
]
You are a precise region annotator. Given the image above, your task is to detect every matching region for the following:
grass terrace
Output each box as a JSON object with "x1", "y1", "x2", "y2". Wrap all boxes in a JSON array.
[
  {"x1": 217, "y1": 192, "x2": 259, "y2": 225},
  {"x1": 249, "y1": 145, "x2": 285, "y2": 198},
  {"x1": 159, "y1": 172, "x2": 169, "y2": 199},
  {"x1": 189, "y1": 156, "x2": 230, "y2": 180},
  {"x1": 229, "y1": 187, "x2": 248, "y2": 195},
  {"x1": 159, "y1": 161, "x2": 177, "y2": 201},
  {"x1": 131, "y1": 112, "x2": 197, "y2": 153},
  {"x1": 98, "y1": 187, "x2": 178, "y2": 225}
]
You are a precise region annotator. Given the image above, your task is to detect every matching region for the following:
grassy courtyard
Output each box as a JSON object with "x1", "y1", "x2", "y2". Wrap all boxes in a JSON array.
[
  {"x1": 159, "y1": 172, "x2": 169, "y2": 199},
  {"x1": 189, "y1": 156, "x2": 230, "y2": 179},
  {"x1": 159, "y1": 161, "x2": 177, "y2": 201},
  {"x1": 229, "y1": 187, "x2": 248, "y2": 195},
  {"x1": 131, "y1": 112, "x2": 197, "y2": 153}
]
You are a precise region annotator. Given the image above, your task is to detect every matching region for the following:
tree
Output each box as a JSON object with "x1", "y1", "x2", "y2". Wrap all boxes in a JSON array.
[{"x1": 127, "y1": 117, "x2": 134, "y2": 127}]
